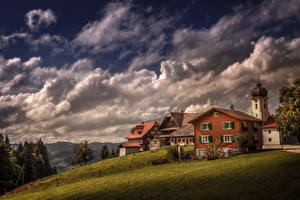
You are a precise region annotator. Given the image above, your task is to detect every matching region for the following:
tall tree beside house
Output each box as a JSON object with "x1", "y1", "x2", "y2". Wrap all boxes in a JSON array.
[
  {"x1": 100, "y1": 145, "x2": 109, "y2": 160},
  {"x1": 72, "y1": 141, "x2": 95, "y2": 166},
  {"x1": 5, "y1": 135, "x2": 10, "y2": 146},
  {"x1": 275, "y1": 78, "x2": 300, "y2": 140},
  {"x1": 0, "y1": 140, "x2": 15, "y2": 194}
]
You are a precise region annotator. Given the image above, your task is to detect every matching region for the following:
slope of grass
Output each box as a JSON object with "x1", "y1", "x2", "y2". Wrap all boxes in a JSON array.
[{"x1": 1, "y1": 148, "x2": 300, "y2": 200}]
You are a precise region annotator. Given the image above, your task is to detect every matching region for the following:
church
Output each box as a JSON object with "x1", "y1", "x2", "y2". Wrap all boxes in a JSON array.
[{"x1": 250, "y1": 79, "x2": 298, "y2": 148}]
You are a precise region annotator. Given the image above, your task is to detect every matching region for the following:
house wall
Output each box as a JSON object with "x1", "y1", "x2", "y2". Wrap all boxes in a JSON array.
[
  {"x1": 169, "y1": 137, "x2": 194, "y2": 146},
  {"x1": 193, "y1": 111, "x2": 263, "y2": 158},
  {"x1": 149, "y1": 139, "x2": 161, "y2": 150},
  {"x1": 263, "y1": 127, "x2": 281, "y2": 145},
  {"x1": 119, "y1": 147, "x2": 140, "y2": 157}
]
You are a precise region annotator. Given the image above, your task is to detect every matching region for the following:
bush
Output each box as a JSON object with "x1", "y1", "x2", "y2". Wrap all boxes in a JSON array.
[
  {"x1": 151, "y1": 158, "x2": 168, "y2": 165},
  {"x1": 166, "y1": 145, "x2": 184, "y2": 162}
]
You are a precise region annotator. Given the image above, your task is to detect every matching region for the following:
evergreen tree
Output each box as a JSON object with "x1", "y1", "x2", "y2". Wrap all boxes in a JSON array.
[
  {"x1": 5, "y1": 135, "x2": 10, "y2": 146},
  {"x1": 100, "y1": 145, "x2": 109, "y2": 160},
  {"x1": 0, "y1": 141, "x2": 15, "y2": 194},
  {"x1": 52, "y1": 166, "x2": 57, "y2": 174},
  {"x1": 0, "y1": 134, "x2": 3, "y2": 142},
  {"x1": 111, "y1": 149, "x2": 115, "y2": 157},
  {"x1": 275, "y1": 79, "x2": 300, "y2": 140},
  {"x1": 72, "y1": 141, "x2": 94, "y2": 166}
]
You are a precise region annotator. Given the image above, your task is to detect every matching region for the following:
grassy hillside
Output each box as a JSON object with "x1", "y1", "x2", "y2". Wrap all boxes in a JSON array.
[{"x1": 1, "y1": 147, "x2": 300, "y2": 200}]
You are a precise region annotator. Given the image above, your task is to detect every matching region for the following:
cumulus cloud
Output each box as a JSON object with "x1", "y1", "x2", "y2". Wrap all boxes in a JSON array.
[
  {"x1": 25, "y1": 9, "x2": 57, "y2": 31},
  {"x1": 1, "y1": 0, "x2": 300, "y2": 144}
]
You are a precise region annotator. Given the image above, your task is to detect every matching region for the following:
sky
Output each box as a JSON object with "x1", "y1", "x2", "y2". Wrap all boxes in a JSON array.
[{"x1": 0, "y1": 0, "x2": 300, "y2": 143}]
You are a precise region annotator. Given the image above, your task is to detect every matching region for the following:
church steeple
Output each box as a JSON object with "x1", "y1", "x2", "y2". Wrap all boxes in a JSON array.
[{"x1": 251, "y1": 76, "x2": 268, "y2": 121}]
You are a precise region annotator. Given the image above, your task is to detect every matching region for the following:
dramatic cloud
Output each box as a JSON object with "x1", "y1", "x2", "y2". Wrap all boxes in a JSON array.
[
  {"x1": 0, "y1": 0, "x2": 299, "y2": 143},
  {"x1": 25, "y1": 9, "x2": 57, "y2": 31}
]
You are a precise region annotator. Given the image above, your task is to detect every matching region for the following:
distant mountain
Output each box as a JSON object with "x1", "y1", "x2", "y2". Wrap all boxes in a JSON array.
[{"x1": 46, "y1": 142, "x2": 120, "y2": 172}]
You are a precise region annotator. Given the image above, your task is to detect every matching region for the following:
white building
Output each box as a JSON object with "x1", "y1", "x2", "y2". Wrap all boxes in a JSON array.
[{"x1": 251, "y1": 79, "x2": 283, "y2": 149}]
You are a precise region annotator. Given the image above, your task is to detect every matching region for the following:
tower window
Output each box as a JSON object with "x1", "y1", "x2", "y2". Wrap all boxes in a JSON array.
[
  {"x1": 269, "y1": 138, "x2": 272, "y2": 142},
  {"x1": 264, "y1": 103, "x2": 266, "y2": 109},
  {"x1": 255, "y1": 104, "x2": 258, "y2": 109}
]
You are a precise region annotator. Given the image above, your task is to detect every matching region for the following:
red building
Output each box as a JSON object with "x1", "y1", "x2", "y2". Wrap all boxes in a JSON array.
[
  {"x1": 189, "y1": 107, "x2": 263, "y2": 158},
  {"x1": 119, "y1": 121, "x2": 159, "y2": 156}
]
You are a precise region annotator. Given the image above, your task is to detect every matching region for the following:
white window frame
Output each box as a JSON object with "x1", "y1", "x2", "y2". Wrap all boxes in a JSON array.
[
  {"x1": 223, "y1": 121, "x2": 232, "y2": 130},
  {"x1": 223, "y1": 135, "x2": 233, "y2": 143},
  {"x1": 202, "y1": 135, "x2": 210, "y2": 143},
  {"x1": 201, "y1": 122, "x2": 210, "y2": 130}
]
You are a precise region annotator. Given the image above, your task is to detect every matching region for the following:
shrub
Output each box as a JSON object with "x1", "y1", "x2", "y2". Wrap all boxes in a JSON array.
[
  {"x1": 166, "y1": 145, "x2": 184, "y2": 162},
  {"x1": 204, "y1": 139, "x2": 223, "y2": 160}
]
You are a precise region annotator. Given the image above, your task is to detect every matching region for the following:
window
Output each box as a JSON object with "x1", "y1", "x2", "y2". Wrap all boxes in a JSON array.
[
  {"x1": 201, "y1": 122, "x2": 212, "y2": 130},
  {"x1": 223, "y1": 121, "x2": 234, "y2": 129},
  {"x1": 224, "y1": 135, "x2": 233, "y2": 143},
  {"x1": 253, "y1": 122, "x2": 258, "y2": 131},
  {"x1": 202, "y1": 136, "x2": 209, "y2": 143},
  {"x1": 241, "y1": 121, "x2": 248, "y2": 130},
  {"x1": 178, "y1": 139, "x2": 181, "y2": 142},
  {"x1": 255, "y1": 104, "x2": 258, "y2": 109},
  {"x1": 190, "y1": 139, "x2": 192, "y2": 142},
  {"x1": 214, "y1": 112, "x2": 219, "y2": 117},
  {"x1": 199, "y1": 135, "x2": 212, "y2": 143},
  {"x1": 182, "y1": 139, "x2": 185, "y2": 142},
  {"x1": 269, "y1": 138, "x2": 272, "y2": 142},
  {"x1": 264, "y1": 103, "x2": 266, "y2": 109},
  {"x1": 256, "y1": 114, "x2": 258, "y2": 117},
  {"x1": 268, "y1": 130, "x2": 271, "y2": 134}
]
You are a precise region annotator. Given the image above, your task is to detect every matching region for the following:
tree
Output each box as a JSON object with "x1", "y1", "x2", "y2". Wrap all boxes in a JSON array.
[
  {"x1": 5, "y1": 135, "x2": 10, "y2": 146},
  {"x1": 0, "y1": 134, "x2": 3, "y2": 142},
  {"x1": 0, "y1": 141, "x2": 15, "y2": 194},
  {"x1": 204, "y1": 139, "x2": 223, "y2": 159},
  {"x1": 236, "y1": 134, "x2": 249, "y2": 153},
  {"x1": 72, "y1": 141, "x2": 94, "y2": 166},
  {"x1": 275, "y1": 79, "x2": 300, "y2": 140},
  {"x1": 100, "y1": 145, "x2": 109, "y2": 160},
  {"x1": 52, "y1": 166, "x2": 57, "y2": 174}
]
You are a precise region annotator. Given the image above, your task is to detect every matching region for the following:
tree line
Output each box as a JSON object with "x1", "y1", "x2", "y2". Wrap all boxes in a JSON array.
[
  {"x1": 0, "y1": 135, "x2": 56, "y2": 195},
  {"x1": 72, "y1": 141, "x2": 118, "y2": 166}
]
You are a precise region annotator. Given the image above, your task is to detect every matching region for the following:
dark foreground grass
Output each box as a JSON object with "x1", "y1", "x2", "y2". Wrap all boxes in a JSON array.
[{"x1": 1, "y1": 149, "x2": 300, "y2": 200}]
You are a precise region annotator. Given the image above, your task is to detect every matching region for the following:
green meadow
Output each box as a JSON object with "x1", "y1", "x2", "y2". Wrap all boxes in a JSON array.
[{"x1": 1, "y1": 147, "x2": 300, "y2": 200}]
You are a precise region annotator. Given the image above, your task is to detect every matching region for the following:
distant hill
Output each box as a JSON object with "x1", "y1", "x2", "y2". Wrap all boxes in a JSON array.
[{"x1": 46, "y1": 142, "x2": 120, "y2": 172}]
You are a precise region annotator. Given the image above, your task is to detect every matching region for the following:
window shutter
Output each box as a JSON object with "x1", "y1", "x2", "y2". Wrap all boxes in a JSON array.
[
  {"x1": 230, "y1": 121, "x2": 235, "y2": 129},
  {"x1": 231, "y1": 135, "x2": 236, "y2": 143},
  {"x1": 201, "y1": 123, "x2": 205, "y2": 130},
  {"x1": 222, "y1": 122, "x2": 226, "y2": 129},
  {"x1": 209, "y1": 135, "x2": 213, "y2": 143},
  {"x1": 220, "y1": 135, "x2": 224, "y2": 143},
  {"x1": 199, "y1": 136, "x2": 202, "y2": 143},
  {"x1": 208, "y1": 123, "x2": 212, "y2": 130}
]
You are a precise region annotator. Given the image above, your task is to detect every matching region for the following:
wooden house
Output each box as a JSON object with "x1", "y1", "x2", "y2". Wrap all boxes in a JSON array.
[
  {"x1": 150, "y1": 112, "x2": 199, "y2": 149},
  {"x1": 189, "y1": 107, "x2": 263, "y2": 158},
  {"x1": 119, "y1": 121, "x2": 159, "y2": 156}
]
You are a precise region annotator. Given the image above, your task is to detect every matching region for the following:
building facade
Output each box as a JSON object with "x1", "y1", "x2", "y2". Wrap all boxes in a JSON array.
[
  {"x1": 119, "y1": 121, "x2": 159, "y2": 156},
  {"x1": 150, "y1": 112, "x2": 198, "y2": 150},
  {"x1": 189, "y1": 107, "x2": 263, "y2": 158}
]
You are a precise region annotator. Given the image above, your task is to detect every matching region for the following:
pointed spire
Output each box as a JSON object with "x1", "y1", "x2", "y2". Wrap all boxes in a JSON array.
[{"x1": 257, "y1": 73, "x2": 261, "y2": 86}]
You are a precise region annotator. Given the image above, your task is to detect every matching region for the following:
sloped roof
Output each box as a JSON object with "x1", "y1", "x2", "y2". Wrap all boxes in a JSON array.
[
  {"x1": 189, "y1": 107, "x2": 263, "y2": 123},
  {"x1": 263, "y1": 114, "x2": 277, "y2": 128},
  {"x1": 160, "y1": 113, "x2": 199, "y2": 138},
  {"x1": 158, "y1": 112, "x2": 184, "y2": 130},
  {"x1": 125, "y1": 121, "x2": 158, "y2": 139}
]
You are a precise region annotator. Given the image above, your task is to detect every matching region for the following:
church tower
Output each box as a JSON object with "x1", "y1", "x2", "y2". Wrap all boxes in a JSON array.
[{"x1": 251, "y1": 78, "x2": 268, "y2": 121}]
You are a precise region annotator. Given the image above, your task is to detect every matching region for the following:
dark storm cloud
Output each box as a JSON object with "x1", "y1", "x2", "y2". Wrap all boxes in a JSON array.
[{"x1": 0, "y1": 0, "x2": 300, "y2": 143}]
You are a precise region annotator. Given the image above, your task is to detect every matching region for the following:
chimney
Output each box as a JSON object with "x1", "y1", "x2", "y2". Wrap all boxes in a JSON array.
[
  {"x1": 181, "y1": 109, "x2": 184, "y2": 113},
  {"x1": 230, "y1": 104, "x2": 234, "y2": 111}
]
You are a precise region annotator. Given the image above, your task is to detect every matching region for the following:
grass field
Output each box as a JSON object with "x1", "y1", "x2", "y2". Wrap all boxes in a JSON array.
[{"x1": 1, "y1": 147, "x2": 300, "y2": 200}]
